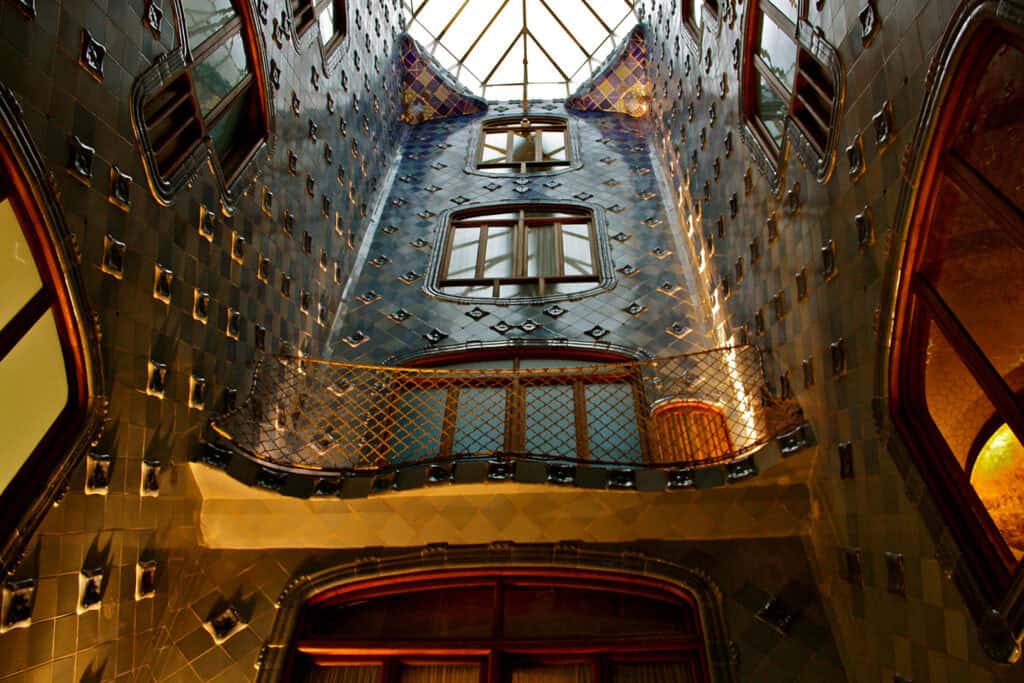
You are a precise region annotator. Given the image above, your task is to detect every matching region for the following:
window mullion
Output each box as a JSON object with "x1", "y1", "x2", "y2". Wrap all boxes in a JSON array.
[
  {"x1": 0, "y1": 288, "x2": 50, "y2": 364},
  {"x1": 573, "y1": 380, "x2": 590, "y2": 460},
  {"x1": 945, "y1": 152, "x2": 1024, "y2": 250},
  {"x1": 476, "y1": 225, "x2": 489, "y2": 280},
  {"x1": 188, "y1": 16, "x2": 242, "y2": 63},
  {"x1": 515, "y1": 210, "x2": 527, "y2": 278},
  {"x1": 759, "y1": 2, "x2": 796, "y2": 38},
  {"x1": 553, "y1": 222, "x2": 564, "y2": 277}
]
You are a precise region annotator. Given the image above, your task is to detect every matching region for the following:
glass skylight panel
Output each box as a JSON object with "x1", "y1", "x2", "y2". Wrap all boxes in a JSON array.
[{"x1": 404, "y1": 0, "x2": 637, "y2": 102}]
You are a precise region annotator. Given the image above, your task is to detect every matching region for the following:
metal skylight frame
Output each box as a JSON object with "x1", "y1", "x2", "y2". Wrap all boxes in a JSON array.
[{"x1": 404, "y1": 0, "x2": 638, "y2": 103}]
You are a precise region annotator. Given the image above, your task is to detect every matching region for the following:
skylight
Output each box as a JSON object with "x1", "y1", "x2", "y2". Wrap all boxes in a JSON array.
[{"x1": 404, "y1": 0, "x2": 638, "y2": 102}]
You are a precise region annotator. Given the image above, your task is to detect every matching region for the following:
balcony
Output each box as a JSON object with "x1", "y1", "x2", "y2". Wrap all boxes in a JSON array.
[{"x1": 204, "y1": 344, "x2": 804, "y2": 495}]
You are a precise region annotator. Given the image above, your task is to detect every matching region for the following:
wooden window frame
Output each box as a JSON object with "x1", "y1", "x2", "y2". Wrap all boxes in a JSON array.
[
  {"x1": 141, "y1": 0, "x2": 266, "y2": 187},
  {"x1": 438, "y1": 206, "x2": 599, "y2": 299},
  {"x1": 680, "y1": 0, "x2": 704, "y2": 40},
  {"x1": 0, "y1": 156, "x2": 90, "y2": 558},
  {"x1": 741, "y1": 0, "x2": 836, "y2": 161},
  {"x1": 288, "y1": 570, "x2": 710, "y2": 682},
  {"x1": 477, "y1": 117, "x2": 572, "y2": 174},
  {"x1": 890, "y1": 22, "x2": 1024, "y2": 653},
  {"x1": 294, "y1": 0, "x2": 347, "y2": 56},
  {"x1": 392, "y1": 351, "x2": 650, "y2": 462}
]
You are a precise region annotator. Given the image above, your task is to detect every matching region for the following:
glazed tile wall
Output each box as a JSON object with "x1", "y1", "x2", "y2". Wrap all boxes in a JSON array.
[
  {"x1": 0, "y1": 0, "x2": 403, "y2": 680},
  {"x1": 328, "y1": 101, "x2": 713, "y2": 364},
  {"x1": 637, "y1": 0, "x2": 1023, "y2": 680}
]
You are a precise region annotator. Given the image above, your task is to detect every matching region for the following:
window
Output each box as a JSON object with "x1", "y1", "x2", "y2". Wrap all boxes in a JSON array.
[
  {"x1": 138, "y1": 0, "x2": 267, "y2": 189},
  {"x1": 433, "y1": 205, "x2": 608, "y2": 302},
  {"x1": 293, "y1": 0, "x2": 346, "y2": 55},
  {"x1": 892, "y1": 27, "x2": 1024, "y2": 611},
  {"x1": 681, "y1": 0, "x2": 704, "y2": 38},
  {"x1": 477, "y1": 117, "x2": 571, "y2": 174},
  {"x1": 742, "y1": 0, "x2": 838, "y2": 169},
  {"x1": 288, "y1": 571, "x2": 710, "y2": 682},
  {"x1": 391, "y1": 351, "x2": 648, "y2": 463},
  {"x1": 649, "y1": 400, "x2": 732, "y2": 464},
  {"x1": 0, "y1": 156, "x2": 91, "y2": 556}
]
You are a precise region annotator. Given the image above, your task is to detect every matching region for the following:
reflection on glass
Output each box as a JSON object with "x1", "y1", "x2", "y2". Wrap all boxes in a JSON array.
[
  {"x1": 971, "y1": 424, "x2": 1024, "y2": 558},
  {"x1": 193, "y1": 33, "x2": 249, "y2": 116},
  {"x1": 757, "y1": 13, "x2": 797, "y2": 87},
  {"x1": 540, "y1": 131, "x2": 567, "y2": 161},
  {"x1": 447, "y1": 228, "x2": 480, "y2": 279},
  {"x1": 586, "y1": 383, "x2": 641, "y2": 461},
  {"x1": 181, "y1": 0, "x2": 237, "y2": 48},
  {"x1": 688, "y1": 0, "x2": 702, "y2": 28},
  {"x1": 483, "y1": 226, "x2": 514, "y2": 278},
  {"x1": 562, "y1": 224, "x2": 593, "y2": 276},
  {"x1": 525, "y1": 385, "x2": 576, "y2": 456},
  {"x1": 0, "y1": 198, "x2": 43, "y2": 329},
  {"x1": 0, "y1": 311, "x2": 68, "y2": 491},
  {"x1": 318, "y1": 2, "x2": 337, "y2": 45},
  {"x1": 526, "y1": 225, "x2": 557, "y2": 277},
  {"x1": 765, "y1": 0, "x2": 798, "y2": 23},
  {"x1": 453, "y1": 386, "x2": 507, "y2": 454},
  {"x1": 756, "y1": 74, "x2": 787, "y2": 146},
  {"x1": 482, "y1": 133, "x2": 508, "y2": 163},
  {"x1": 209, "y1": 90, "x2": 248, "y2": 167},
  {"x1": 511, "y1": 131, "x2": 537, "y2": 162}
]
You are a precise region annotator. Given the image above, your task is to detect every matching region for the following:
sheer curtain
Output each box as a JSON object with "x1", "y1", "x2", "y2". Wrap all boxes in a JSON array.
[
  {"x1": 401, "y1": 664, "x2": 481, "y2": 683},
  {"x1": 511, "y1": 663, "x2": 591, "y2": 683},
  {"x1": 305, "y1": 664, "x2": 381, "y2": 683},
  {"x1": 611, "y1": 662, "x2": 693, "y2": 683}
]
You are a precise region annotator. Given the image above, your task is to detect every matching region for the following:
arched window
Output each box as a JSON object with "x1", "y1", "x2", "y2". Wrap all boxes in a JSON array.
[
  {"x1": 740, "y1": 0, "x2": 840, "y2": 184},
  {"x1": 287, "y1": 570, "x2": 711, "y2": 682},
  {"x1": 891, "y1": 24, "x2": 1024, "y2": 608},
  {"x1": 133, "y1": 0, "x2": 270, "y2": 203},
  {"x1": 649, "y1": 400, "x2": 732, "y2": 465},
  {"x1": 0, "y1": 114, "x2": 99, "y2": 570}
]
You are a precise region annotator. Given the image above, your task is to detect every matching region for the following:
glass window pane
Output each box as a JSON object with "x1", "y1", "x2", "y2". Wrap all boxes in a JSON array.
[
  {"x1": 482, "y1": 133, "x2": 509, "y2": 163},
  {"x1": 756, "y1": 12, "x2": 797, "y2": 88},
  {"x1": 482, "y1": 226, "x2": 514, "y2": 278},
  {"x1": 687, "y1": 0, "x2": 702, "y2": 28},
  {"x1": 954, "y1": 43, "x2": 1024, "y2": 210},
  {"x1": 921, "y1": 177, "x2": 1024, "y2": 390},
  {"x1": 181, "y1": 0, "x2": 237, "y2": 48},
  {"x1": 401, "y1": 665, "x2": 480, "y2": 683},
  {"x1": 756, "y1": 74, "x2": 787, "y2": 146},
  {"x1": 318, "y1": 2, "x2": 337, "y2": 45},
  {"x1": 389, "y1": 387, "x2": 446, "y2": 462},
  {"x1": 447, "y1": 228, "x2": 481, "y2": 279},
  {"x1": 304, "y1": 664, "x2": 381, "y2": 683},
  {"x1": 524, "y1": 384, "x2": 576, "y2": 457},
  {"x1": 0, "y1": 310, "x2": 68, "y2": 491},
  {"x1": 510, "y1": 131, "x2": 537, "y2": 162},
  {"x1": 923, "y1": 320, "x2": 998, "y2": 469},
  {"x1": 586, "y1": 383, "x2": 642, "y2": 461},
  {"x1": 0, "y1": 197, "x2": 43, "y2": 329},
  {"x1": 971, "y1": 424, "x2": 1024, "y2": 559},
  {"x1": 193, "y1": 32, "x2": 249, "y2": 116},
  {"x1": 540, "y1": 130, "x2": 567, "y2": 161},
  {"x1": 510, "y1": 664, "x2": 591, "y2": 683},
  {"x1": 611, "y1": 663, "x2": 694, "y2": 683},
  {"x1": 765, "y1": 0, "x2": 799, "y2": 24},
  {"x1": 526, "y1": 225, "x2": 557, "y2": 277},
  {"x1": 453, "y1": 386, "x2": 507, "y2": 454},
  {"x1": 208, "y1": 87, "x2": 248, "y2": 162},
  {"x1": 561, "y1": 224, "x2": 593, "y2": 276}
]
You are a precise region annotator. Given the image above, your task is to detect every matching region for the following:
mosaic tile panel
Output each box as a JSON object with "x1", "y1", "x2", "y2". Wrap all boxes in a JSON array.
[
  {"x1": 400, "y1": 34, "x2": 488, "y2": 124},
  {"x1": 567, "y1": 24, "x2": 652, "y2": 118}
]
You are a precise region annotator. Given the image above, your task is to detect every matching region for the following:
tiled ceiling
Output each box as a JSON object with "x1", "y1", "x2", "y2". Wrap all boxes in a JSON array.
[{"x1": 404, "y1": 0, "x2": 638, "y2": 101}]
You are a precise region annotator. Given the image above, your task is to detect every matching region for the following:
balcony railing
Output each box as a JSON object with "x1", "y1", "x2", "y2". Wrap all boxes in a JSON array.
[{"x1": 206, "y1": 345, "x2": 803, "y2": 488}]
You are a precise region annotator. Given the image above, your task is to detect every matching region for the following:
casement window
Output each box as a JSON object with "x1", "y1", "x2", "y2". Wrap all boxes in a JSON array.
[
  {"x1": 477, "y1": 117, "x2": 571, "y2": 174},
  {"x1": 293, "y1": 0, "x2": 347, "y2": 54},
  {"x1": 434, "y1": 205, "x2": 606, "y2": 301},
  {"x1": 742, "y1": 0, "x2": 838, "y2": 173},
  {"x1": 137, "y1": 0, "x2": 267, "y2": 190},
  {"x1": 0, "y1": 159, "x2": 91, "y2": 555},
  {"x1": 891, "y1": 24, "x2": 1024, "y2": 640},
  {"x1": 288, "y1": 571, "x2": 711, "y2": 682},
  {"x1": 389, "y1": 351, "x2": 649, "y2": 464}
]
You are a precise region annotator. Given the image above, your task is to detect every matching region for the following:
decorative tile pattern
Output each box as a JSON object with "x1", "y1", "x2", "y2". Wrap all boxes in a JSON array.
[
  {"x1": 400, "y1": 34, "x2": 487, "y2": 124},
  {"x1": 567, "y1": 25, "x2": 651, "y2": 117}
]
